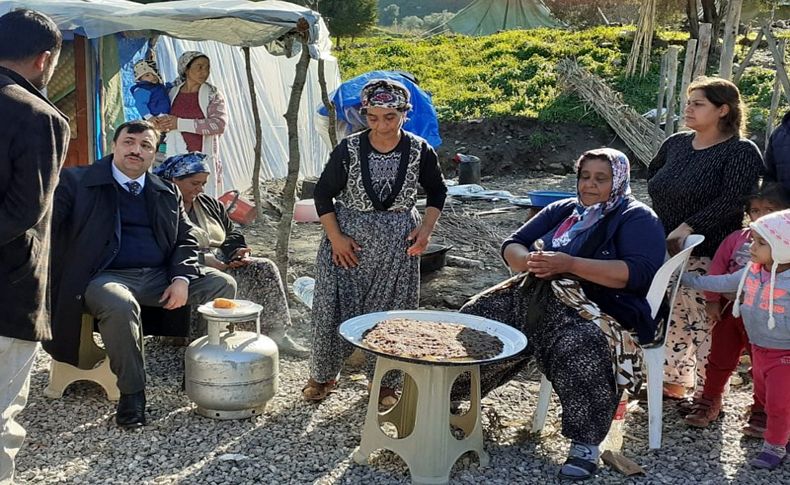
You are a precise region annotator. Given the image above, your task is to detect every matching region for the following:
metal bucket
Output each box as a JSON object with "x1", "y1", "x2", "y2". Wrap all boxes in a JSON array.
[{"x1": 458, "y1": 159, "x2": 481, "y2": 185}]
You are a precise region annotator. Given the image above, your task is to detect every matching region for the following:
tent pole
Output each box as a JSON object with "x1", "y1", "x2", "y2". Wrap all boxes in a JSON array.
[
  {"x1": 318, "y1": 58, "x2": 338, "y2": 148},
  {"x1": 275, "y1": 20, "x2": 312, "y2": 285},
  {"x1": 243, "y1": 46, "x2": 264, "y2": 220}
]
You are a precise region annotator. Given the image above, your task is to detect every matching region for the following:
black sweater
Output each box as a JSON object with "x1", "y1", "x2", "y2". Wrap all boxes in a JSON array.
[{"x1": 647, "y1": 132, "x2": 763, "y2": 257}]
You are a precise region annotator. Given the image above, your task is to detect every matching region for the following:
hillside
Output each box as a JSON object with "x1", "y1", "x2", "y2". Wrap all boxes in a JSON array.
[
  {"x1": 377, "y1": 0, "x2": 472, "y2": 19},
  {"x1": 336, "y1": 27, "x2": 789, "y2": 136}
]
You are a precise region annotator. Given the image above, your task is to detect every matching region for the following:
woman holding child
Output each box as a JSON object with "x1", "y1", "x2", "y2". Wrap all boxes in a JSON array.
[
  {"x1": 156, "y1": 51, "x2": 227, "y2": 196},
  {"x1": 456, "y1": 148, "x2": 665, "y2": 480},
  {"x1": 647, "y1": 77, "x2": 763, "y2": 402}
]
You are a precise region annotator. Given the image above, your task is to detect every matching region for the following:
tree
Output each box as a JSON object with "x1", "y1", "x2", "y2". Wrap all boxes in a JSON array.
[
  {"x1": 400, "y1": 16, "x2": 424, "y2": 32},
  {"x1": 286, "y1": 0, "x2": 377, "y2": 46},
  {"x1": 382, "y1": 4, "x2": 401, "y2": 26},
  {"x1": 422, "y1": 10, "x2": 455, "y2": 31}
]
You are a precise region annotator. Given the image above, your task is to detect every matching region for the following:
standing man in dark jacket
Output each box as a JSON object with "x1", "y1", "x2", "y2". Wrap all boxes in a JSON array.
[
  {"x1": 0, "y1": 9, "x2": 69, "y2": 483},
  {"x1": 46, "y1": 120, "x2": 236, "y2": 429},
  {"x1": 765, "y1": 111, "x2": 790, "y2": 194}
]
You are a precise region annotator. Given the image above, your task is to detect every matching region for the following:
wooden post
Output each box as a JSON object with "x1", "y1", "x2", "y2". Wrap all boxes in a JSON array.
[
  {"x1": 64, "y1": 35, "x2": 91, "y2": 168},
  {"x1": 318, "y1": 58, "x2": 338, "y2": 148},
  {"x1": 679, "y1": 38, "x2": 698, "y2": 129},
  {"x1": 655, "y1": 54, "x2": 668, "y2": 134},
  {"x1": 664, "y1": 46, "x2": 680, "y2": 136},
  {"x1": 243, "y1": 46, "x2": 264, "y2": 220},
  {"x1": 767, "y1": 39, "x2": 787, "y2": 149},
  {"x1": 733, "y1": 30, "x2": 764, "y2": 84},
  {"x1": 693, "y1": 23, "x2": 712, "y2": 79},
  {"x1": 763, "y1": 25, "x2": 790, "y2": 105},
  {"x1": 274, "y1": 22, "x2": 312, "y2": 284},
  {"x1": 718, "y1": 0, "x2": 743, "y2": 80}
]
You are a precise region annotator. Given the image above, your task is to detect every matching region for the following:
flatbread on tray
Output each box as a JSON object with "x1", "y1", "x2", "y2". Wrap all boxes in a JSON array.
[{"x1": 361, "y1": 318, "x2": 504, "y2": 362}]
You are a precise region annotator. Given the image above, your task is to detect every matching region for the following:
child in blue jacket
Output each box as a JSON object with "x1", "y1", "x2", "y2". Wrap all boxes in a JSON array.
[{"x1": 130, "y1": 59, "x2": 170, "y2": 120}]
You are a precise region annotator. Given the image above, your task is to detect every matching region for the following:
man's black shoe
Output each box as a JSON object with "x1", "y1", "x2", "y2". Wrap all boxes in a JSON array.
[{"x1": 116, "y1": 391, "x2": 146, "y2": 428}]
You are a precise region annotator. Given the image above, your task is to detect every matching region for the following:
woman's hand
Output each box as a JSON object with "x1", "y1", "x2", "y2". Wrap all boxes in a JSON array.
[
  {"x1": 155, "y1": 115, "x2": 178, "y2": 132},
  {"x1": 204, "y1": 253, "x2": 228, "y2": 271},
  {"x1": 667, "y1": 223, "x2": 693, "y2": 256},
  {"x1": 227, "y1": 248, "x2": 252, "y2": 269},
  {"x1": 526, "y1": 251, "x2": 576, "y2": 279},
  {"x1": 406, "y1": 207, "x2": 440, "y2": 257},
  {"x1": 151, "y1": 116, "x2": 169, "y2": 132},
  {"x1": 329, "y1": 233, "x2": 362, "y2": 268},
  {"x1": 406, "y1": 223, "x2": 433, "y2": 256}
]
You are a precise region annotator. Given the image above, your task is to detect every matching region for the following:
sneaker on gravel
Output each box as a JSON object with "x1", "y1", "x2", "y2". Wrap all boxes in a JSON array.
[{"x1": 749, "y1": 442, "x2": 787, "y2": 470}]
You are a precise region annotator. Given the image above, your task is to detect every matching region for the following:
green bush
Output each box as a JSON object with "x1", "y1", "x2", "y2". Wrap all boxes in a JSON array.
[{"x1": 335, "y1": 27, "x2": 789, "y2": 133}]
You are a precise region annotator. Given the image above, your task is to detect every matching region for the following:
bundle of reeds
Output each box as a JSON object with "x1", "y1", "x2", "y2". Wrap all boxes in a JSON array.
[
  {"x1": 626, "y1": 0, "x2": 657, "y2": 78},
  {"x1": 434, "y1": 211, "x2": 506, "y2": 262},
  {"x1": 557, "y1": 59, "x2": 664, "y2": 167}
]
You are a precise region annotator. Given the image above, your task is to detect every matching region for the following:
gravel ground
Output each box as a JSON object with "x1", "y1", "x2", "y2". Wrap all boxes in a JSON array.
[{"x1": 14, "y1": 174, "x2": 788, "y2": 484}]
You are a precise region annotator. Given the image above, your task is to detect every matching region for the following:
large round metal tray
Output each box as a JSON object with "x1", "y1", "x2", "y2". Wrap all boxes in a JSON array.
[{"x1": 338, "y1": 310, "x2": 528, "y2": 366}]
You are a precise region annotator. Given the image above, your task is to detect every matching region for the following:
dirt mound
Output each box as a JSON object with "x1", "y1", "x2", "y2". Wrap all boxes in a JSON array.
[{"x1": 436, "y1": 117, "x2": 635, "y2": 177}]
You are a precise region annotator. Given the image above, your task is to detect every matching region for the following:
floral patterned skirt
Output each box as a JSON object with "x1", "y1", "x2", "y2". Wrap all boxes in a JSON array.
[{"x1": 308, "y1": 205, "x2": 420, "y2": 384}]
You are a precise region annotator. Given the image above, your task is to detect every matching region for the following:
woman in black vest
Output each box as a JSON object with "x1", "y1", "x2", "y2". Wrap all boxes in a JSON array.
[{"x1": 303, "y1": 79, "x2": 447, "y2": 406}]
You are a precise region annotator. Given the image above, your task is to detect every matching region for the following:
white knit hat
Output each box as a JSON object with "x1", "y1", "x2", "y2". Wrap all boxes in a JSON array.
[
  {"x1": 732, "y1": 209, "x2": 790, "y2": 329},
  {"x1": 133, "y1": 59, "x2": 162, "y2": 83}
]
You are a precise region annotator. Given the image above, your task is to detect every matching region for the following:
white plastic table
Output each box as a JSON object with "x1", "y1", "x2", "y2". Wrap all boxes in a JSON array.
[{"x1": 339, "y1": 310, "x2": 527, "y2": 485}]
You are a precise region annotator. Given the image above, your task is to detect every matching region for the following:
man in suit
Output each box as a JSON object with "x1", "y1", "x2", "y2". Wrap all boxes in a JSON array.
[
  {"x1": 46, "y1": 120, "x2": 236, "y2": 429},
  {"x1": 0, "y1": 9, "x2": 69, "y2": 482}
]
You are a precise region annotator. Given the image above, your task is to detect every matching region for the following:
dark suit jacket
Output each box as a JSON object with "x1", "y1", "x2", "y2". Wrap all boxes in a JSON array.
[
  {"x1": 0, "y1": 66, "x2": 70, "y2": 342},
  {"x1": 45, "y1": 156, "x2": 201, "y2": 364}
]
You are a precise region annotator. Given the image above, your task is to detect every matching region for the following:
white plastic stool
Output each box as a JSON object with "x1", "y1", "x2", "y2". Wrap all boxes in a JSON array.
[
  {"x1": 353, "y1": 356, "x2": 489, "y2": 485},
  {"x1": 45, "y1": 313, "x2": 121, "y2": 401}
]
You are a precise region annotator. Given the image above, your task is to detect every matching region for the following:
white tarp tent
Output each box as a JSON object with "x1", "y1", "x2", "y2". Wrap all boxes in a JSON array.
[{"x1": 0, "y1": 0, "x2": 340, "y2": 192}]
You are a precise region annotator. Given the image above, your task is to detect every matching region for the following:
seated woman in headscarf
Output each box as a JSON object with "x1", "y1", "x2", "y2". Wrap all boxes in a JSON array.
[
  {"x1": 456, "y1": 148, "x2": 665, "y2": 480},
  {"x1": 155, "y1": 51, "x2": 227, "y2": 197},
  {"x1": 153, "y1": 152, "x2": 307, "y2": 357}
]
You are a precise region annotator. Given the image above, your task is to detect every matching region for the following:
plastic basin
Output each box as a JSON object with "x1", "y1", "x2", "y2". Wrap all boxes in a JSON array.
[{"x1": 527, "y1": 190, "x2": 575, "y2": 207}]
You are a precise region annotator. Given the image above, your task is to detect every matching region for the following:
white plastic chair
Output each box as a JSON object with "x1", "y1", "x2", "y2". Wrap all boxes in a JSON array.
[{"x1": 530, "y1": 234, "x2": 705, "y2": 450}]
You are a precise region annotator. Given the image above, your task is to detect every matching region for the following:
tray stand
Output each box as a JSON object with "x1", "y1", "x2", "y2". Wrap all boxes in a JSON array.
[{"x1": 353, "y1": 356, "x2": 489, "y2": 484}]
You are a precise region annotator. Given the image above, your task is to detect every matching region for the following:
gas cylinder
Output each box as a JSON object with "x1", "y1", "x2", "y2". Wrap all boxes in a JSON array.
[{"x1": 185, "y1": 301, "x2": 278, "y2": 419}]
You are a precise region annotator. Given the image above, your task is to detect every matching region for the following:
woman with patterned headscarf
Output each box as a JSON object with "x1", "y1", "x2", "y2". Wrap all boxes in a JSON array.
[
  {"x1": 456, "y1": 149, "x2": 665, "y2": 480},
  {"x1": 155, "y1": 51, "x2": 227, "y2": 197},
  {"x1": 153, "y1": 152, "x2": 307, "y2": 357},
  {"x1": 303, "y1": 79, "x2": 447, "y2": 406}
]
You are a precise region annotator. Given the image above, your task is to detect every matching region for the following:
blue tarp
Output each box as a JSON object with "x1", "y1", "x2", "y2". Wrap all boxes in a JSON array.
[{"x1": 319, "y1": 70, "x2": 442, "y2": 147}]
